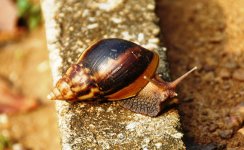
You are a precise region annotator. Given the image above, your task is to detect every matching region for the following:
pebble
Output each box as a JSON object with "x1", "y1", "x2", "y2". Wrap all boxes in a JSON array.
[
  {"x1": 126, "y1": 122, "x2": 138, "y2": 131},
  {"x1": 232, "y1": 69, "x2": 244, "y2": 81},
  {"x1": 209, "y1": 32, "x2": 224, "y2": 43},
  {"x1": 209, "y1": 124, "x2": 218, "y2": 132},
  {"x1": 219, "y1": 68, "x2": 231, "y2": 79},
  {"x1": 111, "y1": 17, "x2": 122, "y2": 24},
  {"x1": 222, "y1": 84, "x2": 230, "y2": 90},
  {"x1": 96, "y1": 107, "x2": 105, "y2": 112},
  {"x1": 97, "y1": 0, "x2": 124, "y2": 11},
  {"x1": 202, "y1": 72, "x2": 215, "y2": 81},
  {"x1": 182, "y1": 96, "x2": 194, "y2": 102},
  {"x1": 88, "y1": 124, "x2": 95, "y2": 129},
  {"x1": 205, "y1": 57, "x2": 217, "y2": 67},
  {"x1": 172, "y1": 133, "x2": 183, "y2": 139},
  {"x1": 238, "y1": 127, "x2": 244, "y2": 135},
  {"x1": 117, "y1": 133, "x2": 125, "y2": 140},
  {"x1": 224, "y1": 61, "x2": 238, "y2": 69},
  {"x1": 155, "y1": 142, "x2": 162, "y2": 149},
  {"x1": 219, "y1": 129, "x2": 233, "y2": 139},
  {"x1": 87, "y1": 23, "x2": 98, "y2": 29}
]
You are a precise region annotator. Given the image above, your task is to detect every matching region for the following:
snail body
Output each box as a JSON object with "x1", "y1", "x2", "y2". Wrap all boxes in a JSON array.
[{"x1": 48, "y1": 38, "x2": 196, "y2": 116}]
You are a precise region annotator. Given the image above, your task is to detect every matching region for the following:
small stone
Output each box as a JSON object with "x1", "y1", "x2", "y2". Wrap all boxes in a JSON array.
[
  {"x1": 88, "y1": 17, "x2": 96, "y2": 22},
  {"x1": 222, "y1": 84, "x2": 230, "y2": 90},
  {"x1": 102, "y1": 142, "x2": 110, "y2": 149},
  {"x1": 182, "y1": 96, "x2": 194, "y2": 102},
  {"x1": 239, "y1": 91, "x2": 244, "y2": 96},
  {"x1": 97, "y1": 0, "x2": 124, "y2": 11},
  {"x1": 142, "y1": 147, "x2": 148, "y2": 150},
  {"x1": 172, "y1": 133, "x2": 183, "y2": 139},
  {"x1": 147, "y1": 4, "x2": 154, "y2": 10},
  {"x1": 126, "y1": 122, "x2": 138, "y2": 131},
  {"x1": 89, "y1": 124, "x2": 95, "y2": 129},
  {"x1": 209, "y1": 32, "x2": 224, "y2": 43},
  {"x1": 96, "y1": 107, "x2": 105, "y2": 112},
  {"x1": 219, "y1": 129, "x2": 233, "y2": 139},
  {"x1": 161, "y1": 47, "x2": 167, "y2": 51},
  {"x1": 224, "y1": 61, "x2": 238, "y2": 69},
  {"x1": 155, "y1": 142, "x2": 162, "y2": 149},
  {"x1": 209, "y1": 124, "x2": 218, "y2": 132},
  {"x1": 238, "y1": 127, "x2": 244, "y2": 135},
  {"x1": 137, "y1": 33, "x2": 144, "y2": 42},
  {"x1": 87, "y1": 23, "x2": 98, "y2": 29},
  {"x1": 205, "y1": 57, "x2": 217, "y2": 67},
  {"x1": 152, "y1": 28, "x2": 160, "y2": 35},
  {"x1": 219, "y1": 68, "x2": 231, "y2": 79},
  {"x1": 202, "y1": 72, "x2": 215, "y2": 81},
  {"x1": 232, "y1": 69, "x2": 244, "y2": 81},
  {"x1": 202, "y1": 143, "x2": 224, "y2": 150},
  {"x1": 148, "y1": 38, "x2": 159, "y2": 44},
  {"x1": 143, "y1": 138, "x2": 151, "y2": 144},
  {"x1": 111, "y1": 17, "x2": 122, "y2": 24},
  {"x1": 106, "y1": 106, "x2": 114, "y2": 112},
  {"x1": 117, "y1": 133, "x2": 125, "y2": 140},
  {"x1": 69, "y1": 26, "x2": 74, "y2": 31}
]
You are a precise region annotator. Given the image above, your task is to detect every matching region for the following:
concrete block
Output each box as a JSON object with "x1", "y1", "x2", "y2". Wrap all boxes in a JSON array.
[{"x1": 42, "y1": 0, "x2": 185, "y2": 149}]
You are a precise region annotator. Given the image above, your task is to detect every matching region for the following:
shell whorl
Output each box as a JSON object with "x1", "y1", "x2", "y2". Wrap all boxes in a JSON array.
[
  {"x1": 48, "y1": 64, "x2": 100, "y2": 100},
  {"x1": 48, "y1": 38, "x2": 159, "y2": 101}
]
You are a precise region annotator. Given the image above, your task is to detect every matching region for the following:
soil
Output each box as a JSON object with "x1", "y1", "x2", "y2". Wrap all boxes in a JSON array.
[
  {"x1": 0, "y1": 28, "x2": 61, "y2": 149},
  {"x1": 157, "y1": 0, "x2": 244, "y2": 149}
]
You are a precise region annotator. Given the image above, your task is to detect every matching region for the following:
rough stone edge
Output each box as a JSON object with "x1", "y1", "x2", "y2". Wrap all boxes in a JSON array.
[
  {"x1": 41, "y1": 0, "x2": 62, "y2": 82},
  {"x1": 41, "y1": 0, "x2": 74, "y2": 148},
  {"x1": 41, "y1": 0, "x2": 65, "y2": 145}
]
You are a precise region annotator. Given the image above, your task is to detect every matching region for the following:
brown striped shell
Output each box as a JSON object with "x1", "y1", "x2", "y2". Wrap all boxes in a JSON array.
[
  {"x1": 48, "y1": 38, "x2": 197, "y2": 116},
  {"x1": 48, "y1": 38, "x2": 158, "y2": 101}
]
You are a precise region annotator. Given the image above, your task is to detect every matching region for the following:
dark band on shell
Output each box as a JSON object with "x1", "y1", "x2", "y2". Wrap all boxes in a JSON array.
[
  {"x1": 78, "y1": 39, "x2": 156, "y2": 95},
  {"x1": 48, "y1": 38, "x2": 197, "y2": 116}
]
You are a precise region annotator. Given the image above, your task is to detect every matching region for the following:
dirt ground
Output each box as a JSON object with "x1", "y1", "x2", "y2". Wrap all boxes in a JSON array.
[
  {"x1": 0, "y1": 28, "x2": 61, "y2": 149},
  {"x1": 157, "y1": 0, "x2": 244, "y2": 149}
]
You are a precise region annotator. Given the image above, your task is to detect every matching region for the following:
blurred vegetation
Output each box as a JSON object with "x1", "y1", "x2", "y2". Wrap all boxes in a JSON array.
[
  {"x1": 0, "y1": 134, "x2": 11, "y2": 150},
  {"x1": 17, "y1": 0, "x2": 42, "y2": 30}
]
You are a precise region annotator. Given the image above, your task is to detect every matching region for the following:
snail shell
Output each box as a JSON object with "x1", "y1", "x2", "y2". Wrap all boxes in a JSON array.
[
  {"x1": 48, "y1": 38, "x2": 158, "y2": 101},
  {"x1": 48, "y1": 38, "x2": 197, "y2": 116}
]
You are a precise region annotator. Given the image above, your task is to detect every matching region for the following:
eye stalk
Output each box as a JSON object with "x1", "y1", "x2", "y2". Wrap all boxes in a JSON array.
[
  {"x1": 144, "y1": 66, "x2": 197, "y2": 99},
  {"x1": 167, "y1": 66, "x2": 197, "y2": 89}
]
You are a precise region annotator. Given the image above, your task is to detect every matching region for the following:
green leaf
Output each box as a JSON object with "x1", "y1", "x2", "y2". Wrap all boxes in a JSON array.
[
  {"x1": 17, "y1": 0, "x2": 31, "y2": 17},
  {"x1": 16, "y1": 0, "x2": 42, "y2": 30},
  {"x1": 28, "y1": 15, "x2": 41, "y2": 30},
  {"x1": 28, "y1": 5, "x2": 41, "y2": 30},
  {"x1": 0, "y1": 134, "x2": 11, "y2": 149}
]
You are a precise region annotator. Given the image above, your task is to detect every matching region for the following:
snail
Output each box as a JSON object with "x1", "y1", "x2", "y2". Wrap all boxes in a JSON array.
[{"x1": 48, "y1": 38, "x2": 197, "y2": 116}]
